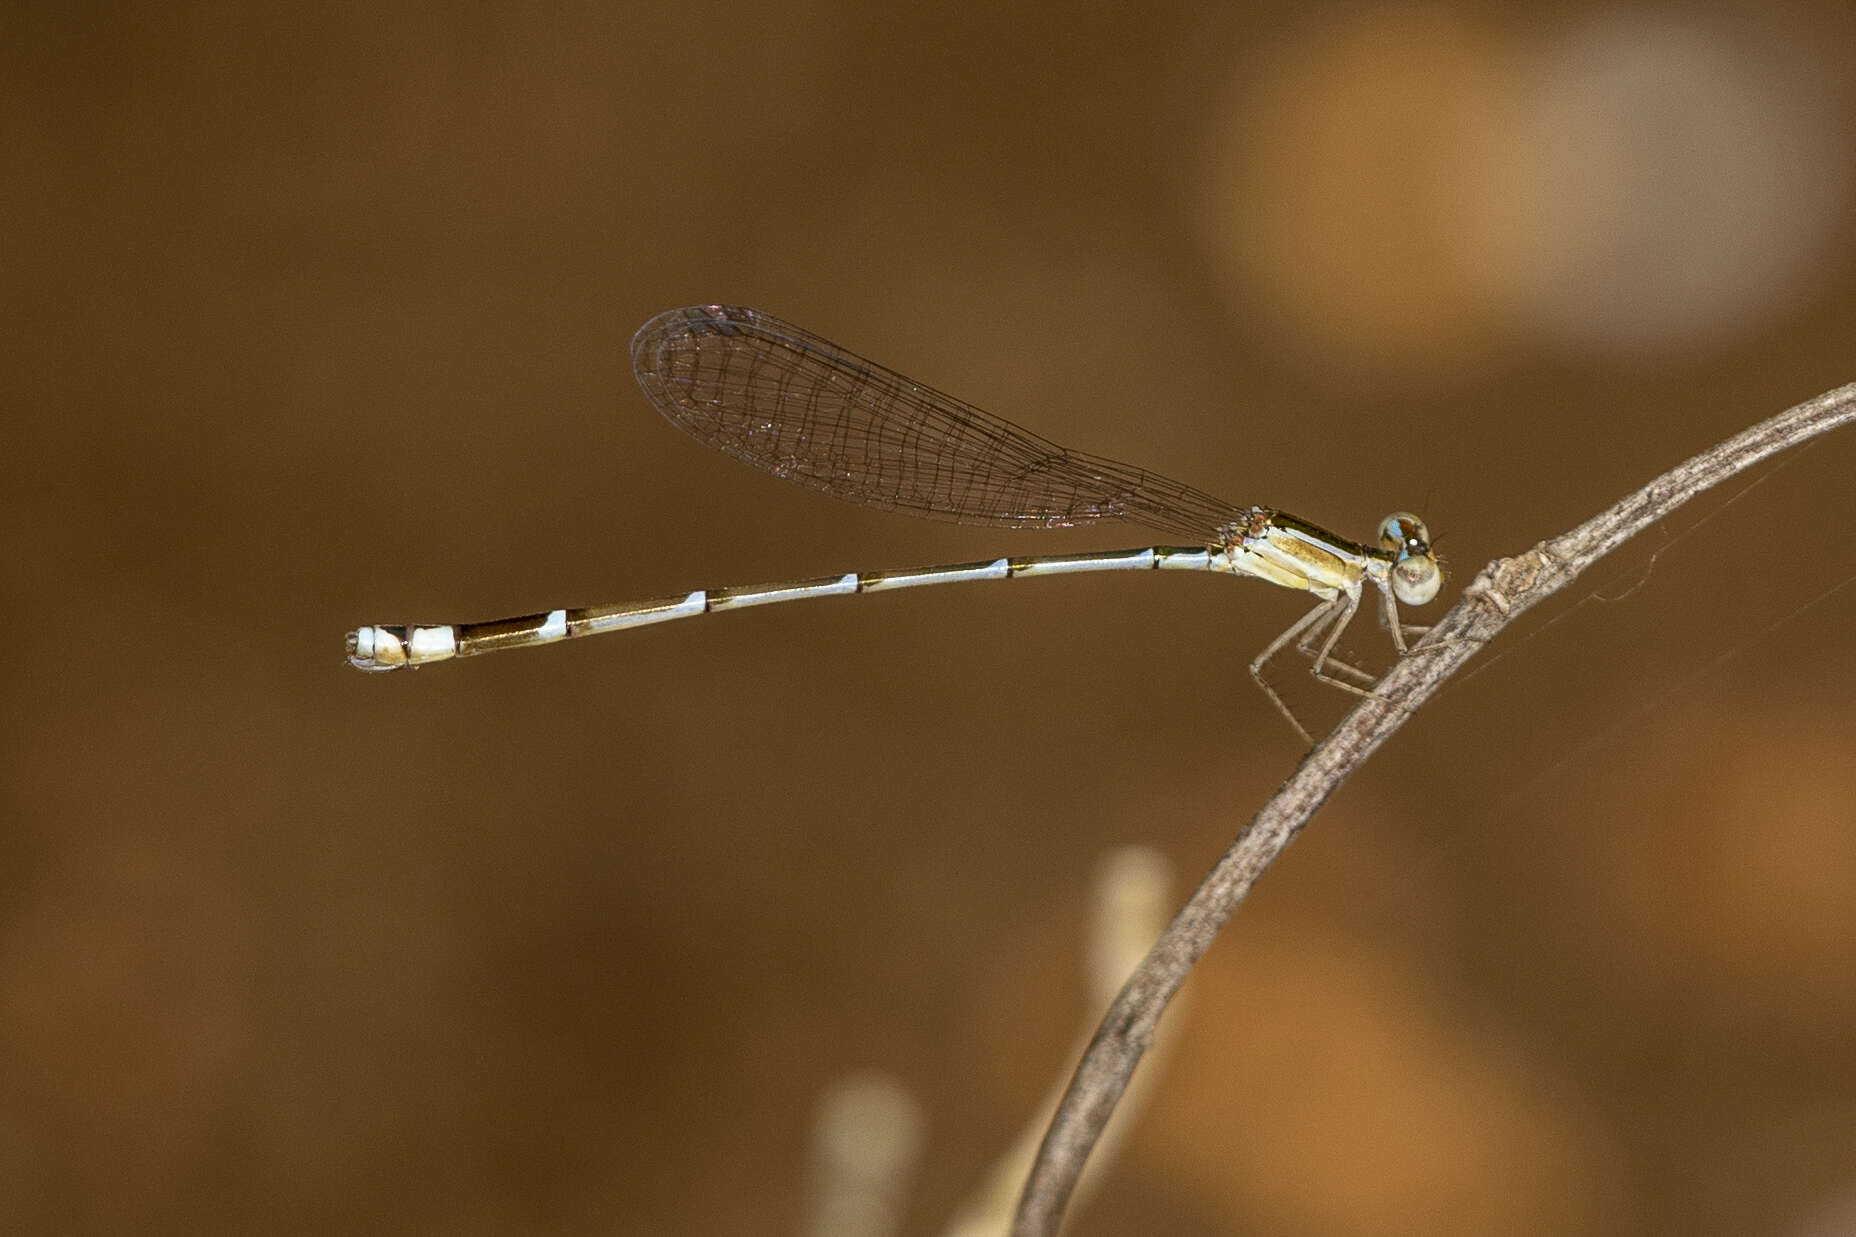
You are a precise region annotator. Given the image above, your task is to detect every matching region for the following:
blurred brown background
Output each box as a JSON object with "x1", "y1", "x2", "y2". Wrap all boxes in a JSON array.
[{"x1": 6, "y1": 3, "x2": 1856, "y2": 1234}]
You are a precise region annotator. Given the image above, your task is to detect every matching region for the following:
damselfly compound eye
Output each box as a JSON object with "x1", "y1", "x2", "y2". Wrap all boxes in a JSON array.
[
  {"x1": 1391, "y1": 552, "x2": 1442, "y2": 606},
  {"x1": 1378, "y1": 512, "x2": 1431, "y2": 556}
]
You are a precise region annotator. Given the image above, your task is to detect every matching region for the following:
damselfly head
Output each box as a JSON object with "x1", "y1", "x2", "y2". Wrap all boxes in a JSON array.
[{"x1": 1379, "y1": 512, "x2": 1442, "y2": 605}]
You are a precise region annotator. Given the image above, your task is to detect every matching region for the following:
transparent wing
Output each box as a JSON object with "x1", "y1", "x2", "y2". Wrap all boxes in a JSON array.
[{"x1": 630, "y1": 304, "x2": 1252, "y2": 543}]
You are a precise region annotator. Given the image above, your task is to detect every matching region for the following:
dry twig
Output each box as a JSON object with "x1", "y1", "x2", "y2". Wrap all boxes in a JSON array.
[{"x1": 1011, "y1": 381, "x2": 1856, "y2": 1237}]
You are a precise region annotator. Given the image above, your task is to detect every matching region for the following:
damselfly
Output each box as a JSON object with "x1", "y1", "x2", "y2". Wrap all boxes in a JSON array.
[{"x1": 346, "y1": 305, "x2": 1444, "y2": 740}]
